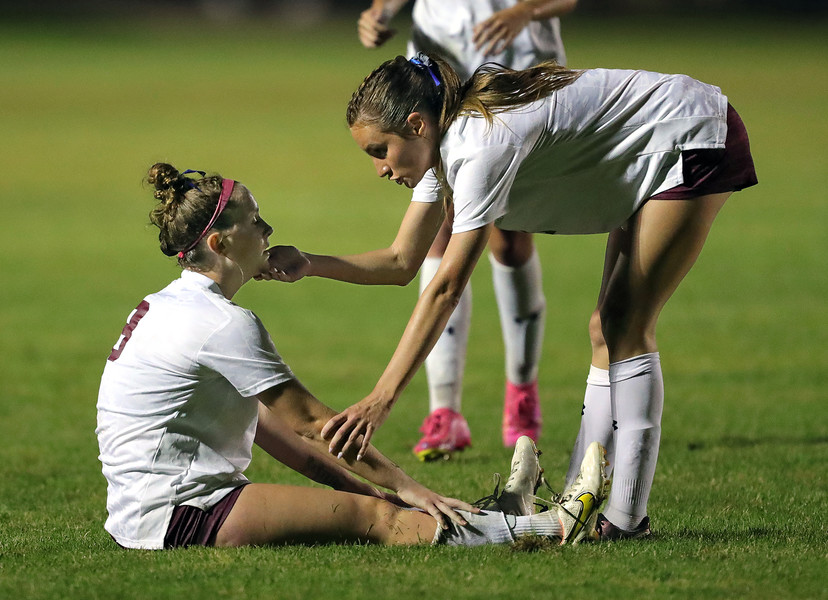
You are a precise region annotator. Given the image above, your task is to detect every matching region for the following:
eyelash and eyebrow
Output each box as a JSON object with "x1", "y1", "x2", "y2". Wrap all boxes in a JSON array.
[{"x1": 366, "y1": 144, "x2": 387, "y2": 159}]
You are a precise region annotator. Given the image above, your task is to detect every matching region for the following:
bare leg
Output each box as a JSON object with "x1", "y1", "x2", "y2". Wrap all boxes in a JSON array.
[
  {"x1": 215, "y1": 484, "x2": 439, "y2": 547},
  {"x1": 565, "y1": 231, "x2": 621, "y2": 483},
  {"x1": 600, "y1": 193, "x2": 730, "y2": 361},
  {"x1": 488, "y1": 228, "x2": 535, "y2": 267},
  {"x1": 600, "y1": 193, "x2": 730, "y2": 529}
]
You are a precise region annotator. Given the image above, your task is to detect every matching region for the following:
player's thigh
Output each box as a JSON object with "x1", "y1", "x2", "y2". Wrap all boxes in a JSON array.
[
  {"x1": 489, "y1": 228, "x2": 535, "y2": 266},
  {"x1": 215, "y1": 483, "x2": 381, "y2": 547},
  {"x1": 626, "y1": 193, "x2": 730, "y2": 316}
]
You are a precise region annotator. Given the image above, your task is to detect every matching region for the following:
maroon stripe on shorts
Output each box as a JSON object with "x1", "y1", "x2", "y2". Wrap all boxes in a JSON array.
[
  {"x1": 164, "y1": 484, "x2": 247, "y2": 549},
  {"x1": 651, "y1": 103, "x2": 758, "y2": 200}
]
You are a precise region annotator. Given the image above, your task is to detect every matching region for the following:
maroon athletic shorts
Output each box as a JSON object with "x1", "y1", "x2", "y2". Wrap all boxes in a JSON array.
[
  {"x1": 163, "y1": 485, "x2": 247, "y2": 549},
  {"x1": 651, "y1": 103, "x2": 757, "y2": 199}
]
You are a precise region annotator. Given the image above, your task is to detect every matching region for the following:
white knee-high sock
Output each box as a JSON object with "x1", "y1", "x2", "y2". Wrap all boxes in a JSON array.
[
  {"x1": 509, "y1": 511, "x2": 563, "y2": 539},
  {"x1": 489, "y1": 250, "x2": 546, "y2": 385},
  {"x1": 434, "y1": 510, "x2": 514, "y2": 546},
  {"x1": 565, "y1": 365, "x2": 614, "y2": 486},
  {"x1": 434, "y1": 510, "x2": 563, "y2": 546},
  {"x1": 419, "y1": 257, "x2": 471, "y2": 413},
  {"x1": 603, "y1": 352, "x2": 663, "y2": 531}
]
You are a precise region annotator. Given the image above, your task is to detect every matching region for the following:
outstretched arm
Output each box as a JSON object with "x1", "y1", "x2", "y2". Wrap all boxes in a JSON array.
[
  {"x1": 358, "y1": 0, "x2": 411, "y2": 48},
  {"x1": 262, "y1": 200, "x2": 445, "y2": 286},
  {"x1": 321, "y1": 223, "x2": 493, "y2": 458},
  {"x1": 256, "y1": 378, "x2": 478, "y2": 528},
  {"x1": 473, "y1": 0, "x2": 578, "y2": 55}
]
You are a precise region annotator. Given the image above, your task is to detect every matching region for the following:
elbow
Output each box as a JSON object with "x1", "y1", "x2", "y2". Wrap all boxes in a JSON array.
[
  {"x1": 390, "y1": 252, "x2": 423, "y2": 286},
  {"x1": 393, "y1": 265, "x2": 419, "y2": 286},
  {"x1": 302, "y1": 415, "x2": 329, "y2": 443}
]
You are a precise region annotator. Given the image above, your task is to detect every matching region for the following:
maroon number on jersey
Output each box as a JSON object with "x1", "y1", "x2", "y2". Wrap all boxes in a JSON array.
[{"x1": 108, "y1": 300, "x2": 150, "y2": 361}]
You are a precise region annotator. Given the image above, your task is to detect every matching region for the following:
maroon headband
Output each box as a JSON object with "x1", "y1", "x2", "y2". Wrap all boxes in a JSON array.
[{"x1": 177, "y1": 178, "x2": 235, "y2": 259}]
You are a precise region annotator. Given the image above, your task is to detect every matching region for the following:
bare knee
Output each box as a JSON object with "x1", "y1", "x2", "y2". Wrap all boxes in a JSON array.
[
  {"x1": 489, "y1": 229, "x2": 534, "y2": 267},
  {"x1": 599, "y1": 300, "x2": 656, "y2": 361},
  {"x1": 588, "y1": 309, "x2": 609, "y2": 368}
]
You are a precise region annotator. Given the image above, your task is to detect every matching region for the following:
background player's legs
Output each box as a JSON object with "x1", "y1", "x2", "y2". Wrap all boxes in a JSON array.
[
  {"x1": 414, "y1": 217, "x2": 472, "y2": 459},
  {"x1": 216, "y1": 484, "x2": 439, "y2": 547},
  {"x1": 421, "y1": 218, "x2": 471, "y2": 414},
  {"x1": 489, "y1": 229, "x2": 546, "y2": 446}
]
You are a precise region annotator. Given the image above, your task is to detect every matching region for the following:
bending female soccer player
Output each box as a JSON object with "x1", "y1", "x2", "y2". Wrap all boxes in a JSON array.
[
  {"x1": 95, "y1": 163, "x2": 607, "y2": 550},
  {"x1": 263, "y1": 53, "x2": 757, "y2": 540},
  {"x1": 358, "y1": 0, "x2": 578, "y2": 457}
]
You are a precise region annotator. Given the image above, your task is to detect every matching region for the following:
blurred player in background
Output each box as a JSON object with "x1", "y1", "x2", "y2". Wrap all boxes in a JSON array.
[{"x1": 357, "y1": 0, "x2": 578, "y2": 460}]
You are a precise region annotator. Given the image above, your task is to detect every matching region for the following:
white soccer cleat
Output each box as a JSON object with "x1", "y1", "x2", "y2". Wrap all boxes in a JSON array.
[
  {"x1": 473, "y1": 435, "x2": 543, "y2": 516},
  {"x1": 555, "y1": 441, "x2": 610, "y2": 544},
  {"x1": 497, "y1": 435, "x2": 543, "y2": 516}
]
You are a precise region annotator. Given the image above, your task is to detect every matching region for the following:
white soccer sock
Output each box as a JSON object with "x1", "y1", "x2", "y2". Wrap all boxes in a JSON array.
[
  {"x1": 602, "y1": 352, "x2": 663, "y2": 531},
  {"x1": 434, "y1": 510, "x2": 514, "y2": 546},
  {"x1": 565, "y1": 365, "x2": 614, "y2": 486},
  {"x1": 419, "y1": 257, "x2": 471, "y2": 413},
  {"x1": 489, "y1": 250, "x2": 546, "y2": 385},
  {"x1": 509, "y1": 511, "x2": 563, "y2": 540}
]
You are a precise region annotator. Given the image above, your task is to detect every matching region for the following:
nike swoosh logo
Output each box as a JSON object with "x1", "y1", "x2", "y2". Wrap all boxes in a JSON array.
[{"x1": 570, "y1": 492, "x2": 596, "y2": 538}]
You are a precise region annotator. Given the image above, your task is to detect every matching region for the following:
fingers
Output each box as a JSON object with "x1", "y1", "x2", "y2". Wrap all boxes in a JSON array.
[
  {"x1": 323, "y1": 413, "x2": 366, "y2": 459},
  {"x1": 474, "y1": 23, "x2": 514, "y2": 56},
  {"x1": 357, "y1": 9, "x2": 395, "y2": 48},
  {"x1": 262, "y1": 267, "x2": 300, "y2": 283},
  {"x1": 321, "y1": 412, "x2": 346, "y2": 441},
  {"x1": 357, "y1": 423, "x2": 373, "y2": 461},
  {"x1": 424, "y1": 502, "x2": 448, "y2": 530},
  {"x1": 431, "y1": 499, "x2": 468, "y2": 529},
  {"x1": 441, "y1": 497, "x2": 480, "y2": 514}
]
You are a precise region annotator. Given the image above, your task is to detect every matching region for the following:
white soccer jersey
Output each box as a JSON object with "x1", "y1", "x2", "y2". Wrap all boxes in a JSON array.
[
  {"x1": 408, "y1": 0, "x2": 566, "y2": 80},
  {"x1": 411, "y1": 68, "x2": 728, "y2": 235},
  {"x1": 96, "y1": 270, "x2": 295, "y2": 549}
]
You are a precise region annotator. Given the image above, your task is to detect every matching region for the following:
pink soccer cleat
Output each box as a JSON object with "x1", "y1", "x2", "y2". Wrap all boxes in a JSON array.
[
  {"x1": 413, "y1": 408, "x2": 472, "y2": 461},
  {"x1": 502, "y1": 380, "x2": 541, "y2": 447}
]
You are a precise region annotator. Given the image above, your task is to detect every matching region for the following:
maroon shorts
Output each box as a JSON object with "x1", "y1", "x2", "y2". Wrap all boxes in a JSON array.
[
  {"x1": 651, "y1": 103, "x2": 757, "y2": 200},
  {"x1": 163, "y1": 485, "x2": 247, "y2": 549}
]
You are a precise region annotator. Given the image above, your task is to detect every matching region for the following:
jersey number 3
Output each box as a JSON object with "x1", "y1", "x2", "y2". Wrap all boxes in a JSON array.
[{"x1": 108, "y1": 300, "x2": 150, "y2": 361}]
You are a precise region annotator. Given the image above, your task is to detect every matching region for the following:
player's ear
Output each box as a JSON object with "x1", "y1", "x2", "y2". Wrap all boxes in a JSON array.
[
  {"x1": 406, "y1": 112, "x2": 427, "y2": 137},
  {"x1": 206, "y1": 231, "x2": 224, "y2": 254}
]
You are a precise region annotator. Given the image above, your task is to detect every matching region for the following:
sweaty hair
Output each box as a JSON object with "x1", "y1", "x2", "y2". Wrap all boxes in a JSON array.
[
  {"x1": 146, "y1": 163, "x2": 240, "y2": 267},
  {"x1": 346, "y1": 54, "x2": 582, "y2": 200}
]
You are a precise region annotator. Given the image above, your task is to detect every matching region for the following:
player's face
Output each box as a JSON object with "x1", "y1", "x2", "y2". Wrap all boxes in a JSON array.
[
  {"x1": 350, "y1": 114, "x2": 438, "y2": 189},
  {"x1": 223, "y1": 188, "x2": 273, "y2": 277}
]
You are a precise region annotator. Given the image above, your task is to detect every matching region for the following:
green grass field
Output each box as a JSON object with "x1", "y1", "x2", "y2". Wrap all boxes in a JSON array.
[{"x1": 1, "y1": 13, "x2": 826, "y2": 600}]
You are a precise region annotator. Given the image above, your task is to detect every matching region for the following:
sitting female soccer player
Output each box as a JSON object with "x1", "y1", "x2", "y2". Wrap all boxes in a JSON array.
[
  {"x1": 262, "y1": 53, "x2": 757, "y2": 540},
  {"x1": 95, "y1": 163, "x2": 607, "y2": 550}
]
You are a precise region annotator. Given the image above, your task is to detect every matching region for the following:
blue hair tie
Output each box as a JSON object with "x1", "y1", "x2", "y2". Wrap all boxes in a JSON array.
[
  {"x1": 409, "y1": 53, "x2": 441, "y2": 87},
  {"x1": 181, "y1": 169, "x2": 206, "y2": 190}
]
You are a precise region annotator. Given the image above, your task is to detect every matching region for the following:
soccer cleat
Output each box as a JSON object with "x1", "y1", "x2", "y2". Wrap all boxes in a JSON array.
[
  {"x1": 498, "y1": 436, "x2": 543, "y2": 515},
  {"x1": 474, "y1": 435, "x2": 543, "y2": 516},
  {"x1": 593, "y1": 513, "x2": 651, "y2": 541},
  {"x1": 554, "y1": 441, "x2": 610, "y2": 544},
  {"x1": 502, "y1": 380, "x2": 541, "y2": 447},
  {"x1": 413, "y1": 408, "x2": 471, "y2": 461}
]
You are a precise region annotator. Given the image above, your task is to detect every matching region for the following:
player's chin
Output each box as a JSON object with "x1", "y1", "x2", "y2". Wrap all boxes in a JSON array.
[{"x1": 255, "y1": 257, "x2": 271, "y2": 278}]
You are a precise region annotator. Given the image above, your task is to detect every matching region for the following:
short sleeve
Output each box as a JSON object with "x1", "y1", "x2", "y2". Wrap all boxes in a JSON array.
[
  {"x1": 411, "y1": 168, "x2": 441, "y2": 203},
  {"x1": 198, "y1": 309, "x2": 295, "y2": 397},
  {"x1": 450, "y1": 144, "x2": 522, "y2": 233}
]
